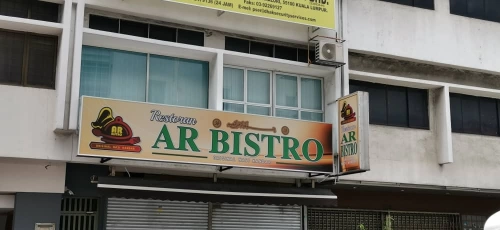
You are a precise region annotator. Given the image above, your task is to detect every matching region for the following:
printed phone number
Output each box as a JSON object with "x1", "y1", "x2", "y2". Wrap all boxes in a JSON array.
[{"x1": 193, "y1": 0, "x2": 234, "y2": 8}]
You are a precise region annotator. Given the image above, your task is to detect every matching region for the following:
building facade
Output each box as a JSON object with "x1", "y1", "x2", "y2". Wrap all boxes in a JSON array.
[{"x1": 0, "y1": 0, "x2": 499, "y2": 229}]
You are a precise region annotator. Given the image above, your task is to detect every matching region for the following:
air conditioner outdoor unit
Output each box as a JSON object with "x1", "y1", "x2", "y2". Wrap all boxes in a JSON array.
[{"x1": 315, "y1": 40, "x2": 345, "y2": 68}]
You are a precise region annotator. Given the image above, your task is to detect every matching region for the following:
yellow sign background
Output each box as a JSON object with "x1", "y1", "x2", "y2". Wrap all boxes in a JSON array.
[
  {"x1": 164, "y1": 0, "x2": 335, "y2": 29},
  {"x1": 78, "y1": 97, "x2": 333, "y2": 173}
]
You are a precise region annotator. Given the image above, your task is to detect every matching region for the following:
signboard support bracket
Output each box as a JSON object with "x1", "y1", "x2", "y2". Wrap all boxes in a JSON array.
[
  {"x1": 218, "y1": 166, "x2": 233, "y2": 172},
  {"x1": 100, "y1": 158, "x2": 112, "y2": 164}
]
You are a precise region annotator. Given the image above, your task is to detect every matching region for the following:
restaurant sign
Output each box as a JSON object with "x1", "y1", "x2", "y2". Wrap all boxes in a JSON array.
[
  {"x1": 163, "y1": 0, "x2": 335, "y2": 29},
  {"x1": 78, "y1": 97, "x2": 333, "y2": 173},
  {"x1": 337, "y1": 91, "x2": 370, "y2": 175}
]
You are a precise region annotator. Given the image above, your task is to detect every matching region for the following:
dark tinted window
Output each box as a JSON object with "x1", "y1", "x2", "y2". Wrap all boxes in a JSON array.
[
  {"x1": 149, "y1": 24, "x2": 176, "y2": 42},
  {"x1": 0, "y1": 0, "x2": 59, "y2": 22},
  {"x1": 275, "y1": 45, "x2": 297, "y2": 61},
  {"x1": 89, "y1": 15, "x2": 119, "y2": 33},
  {"x1": 0, "y1": 30, "x2": 25, "y2": 85},
  {"x1": 225, "y1": 37, "x2": 249, "y2": 53},
  {"x1": 250, "y1": 41, "x2": 273, "y2": 57},
  {"x1": 31, "y1": 0, "x2": 59, "y2": 22},
  {"x1": 387, "y1": 85, "x2": 408, "y2": 127},
  {"x1": 0, "y1": 0, "x2": 29, "y2": 18},
  {"x1": 298, "y1": 48, "x2": 315, "y2": 63},
  {"x1": 450, "y1": 0, "x2": 500, "y2": 23},
  {"x1": 380, "y1": 0, "x2": 434, "y2": 9},
  {"x1": 450, "y1": 94, "x2": 463, "y2": 132},
  {"x1": 451, "y1": 93, "x2": 500, "y2": 136},
  {"x1": 26, "y1": 35, "x2": 57, "y2": 88},
  {"x1": 408, "y1": 88, "x2": 429, "y2": 128},
  {"x1": 177, "y1": 29, "x2": 204, "y2": 46},
  {"x1": 461, "y1": 95, "x2": 481, "y2": 134},
  {"x1": 0, "y1": 30, "x2": 57, "y2": 88},
  {"x1": 350, "y1": 80, "x2": 429, "y2": 129},
  {"x1": 480, "y1": 98, "x2": 498, "y2": 136},
  {"x1": 120, "y1": 20, "x2": 148, "y2": 38}
]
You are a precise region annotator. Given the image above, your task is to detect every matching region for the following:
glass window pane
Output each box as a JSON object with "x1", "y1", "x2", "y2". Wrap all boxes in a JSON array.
[
  {"x1": 467, "y1": 0, "x2": 485, "y2": 19},
  {"x1": 450, "y1": 94, "x2": 463, "y2": 133},
  {"x1": 224, "y1": 103, "x2": 244, "y2": 113},
  {"x1": 0, "y1": 0, "x2": 29, "y2": 18},
  {"x1": 480, "y1": 97, "x2": 498, "y2": 136},
  {"x1": 89, "y1": 15, "x2": 119, "y2": 33},
  {"x1": 80, "y1": 46, "x2": 147, "y2": 102},
  {"x1": 301, "y1": 111, "x2": 323, "y2": 122},
  {"x1": 298, "y1": 48, "x2": 315, "y2": 63},
  {"x1": 366, "y1": 83, "x2": 387, "y2": 125},
  {"x1": 408, "y1": 88, "x2": 429, "y2": 129},
  {"x1": 250, "y1": 41, "x2": 273, "y2": 57},
  {"x1": 0, "y1": 30, "x2": 24, "y2": 85},
  {"x1": 149, "y1": 24, "x2": 176, "y2": 42},
  {"x1": 120, "y1": 20, "x2": 148, "y2": 38},
  {"x1": 177, "y1": 29, "x2": 204, "y2": 46},
  {"x1": 450, "y1": 0, "x2": 467, "y2": 16},
  {"x1": 462, "y1": 95, "x2": 480, "y2": 134},
  {"x1": 275, "y1": 45, "x2": 297, "y2": 61},
  {"x1": 31, "y1": 0, "x2": 59, "y2": 22},
  {"x1": 247, "y1": 70, "x2": 270, "y2": 104},
  {"x1": 27, "y1": 35, "x2": 57, "y2": 88},
  {"x1": 276, "y1": 109, "x2": 298, "y2": 119},
  {"x1": 414, "y1": 0, "x2": 434, "y2": 9},
  {"x1": 276, "y1": 74, "x2": 298, "y2": 107},
  {"x1": 149, "y1": 55, "x2": 209, "y2": 108},
  {"x1": 301, "y1": 78, "x2": 322, "y2": 110},
  {"x1": 223, "y1": 67, "x2": 244, "y2": 101},
  {"x1": 387, "y1": 85, "x2": 408, "y2": 127},
  {"x1": 225, "y1": 37, "x2": 249, "y2": 53},
  {"x1": 247, "y1": 105, "x2": 270, "y2": 116}
]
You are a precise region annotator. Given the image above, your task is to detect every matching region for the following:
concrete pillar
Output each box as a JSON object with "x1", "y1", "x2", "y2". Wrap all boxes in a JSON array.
[{"x1": 433, "y1": 86, "x2": 453, "y2": 164}]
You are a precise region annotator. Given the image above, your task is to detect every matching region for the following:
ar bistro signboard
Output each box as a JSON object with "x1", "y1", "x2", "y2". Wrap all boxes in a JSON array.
[
  {"x1": 163, "y1": 0, "x2": 335, "y2": 29},
  {"x1": 78, "y1": 97, "x2": 333, "y2": 173},
  {"x1": 337, "y1": 92, "x2": 370, "y2": 174}
]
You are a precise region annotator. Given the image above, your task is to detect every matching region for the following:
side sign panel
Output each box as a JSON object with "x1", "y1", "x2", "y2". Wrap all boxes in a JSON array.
[{"x1": 337, "y1": 91, "x2": 369, "y2": 174}]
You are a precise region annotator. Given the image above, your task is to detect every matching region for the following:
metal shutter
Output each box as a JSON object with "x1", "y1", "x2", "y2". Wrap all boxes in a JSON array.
[
  {"x1": 212, "y1": 203, "x2": 302, "y2": 230},
  {"x1": 106, "y1": 198, "x2": 209, "y2": 230}
]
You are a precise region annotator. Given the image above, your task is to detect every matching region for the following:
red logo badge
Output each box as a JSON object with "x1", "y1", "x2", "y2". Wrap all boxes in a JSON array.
[
  {"x1": 89, "y1": 107, "x2": 141, "y2": 152},
  {"x1": 341, "y1": 102, "x2": 356, "y2": 125}
]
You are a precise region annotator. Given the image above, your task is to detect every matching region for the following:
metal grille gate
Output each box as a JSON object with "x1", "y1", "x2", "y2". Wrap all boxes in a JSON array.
[
  {"x1": 106, "y1": 198, "x2": 209, "y2": 230},
  {"x1": 60, "y1": 197, "x2": 99, "y2": 230},
  {"x1": 307, "y1": 208, "x2": 461, "y2": 230},
  {"x1": 212, "y1": 203, "x2": 302, "y2": 230}
]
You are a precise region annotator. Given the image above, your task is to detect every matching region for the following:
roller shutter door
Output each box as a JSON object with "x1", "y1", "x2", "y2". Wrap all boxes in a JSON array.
[
  {"x1": 106, "y1": 198, "x2": 208, "y2": 230},
  {"x1": 212, "y1": 203, "x2": 302, "y2": 230}
]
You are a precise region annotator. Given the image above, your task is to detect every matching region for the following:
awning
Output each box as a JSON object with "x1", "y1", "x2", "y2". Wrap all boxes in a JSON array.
[{"x1": 98, "y1": 177, "x2": 337, "y2": 207}]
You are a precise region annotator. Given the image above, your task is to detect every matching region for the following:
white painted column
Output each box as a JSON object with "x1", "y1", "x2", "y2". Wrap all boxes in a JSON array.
[
  {"x1": 434, "y1": 85, "x2": 453, "y2": 164},
  {"x1": 209, "y1": 51, "x2": 224, "y2": 111},
  {"x1": 340, "y1": 0, "x2": 349, "y2": 96},
  {"x1": 68, "y1": 0, "x2": 85, "y2": 130},
  {"x1": 53, "y1": 0, "x2": 73, "y2": 130}
]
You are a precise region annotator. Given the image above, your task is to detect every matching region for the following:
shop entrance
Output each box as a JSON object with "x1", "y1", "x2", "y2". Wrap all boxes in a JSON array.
[{"x1": 106, "y1": 197, "x2": 302, "y2": 230}]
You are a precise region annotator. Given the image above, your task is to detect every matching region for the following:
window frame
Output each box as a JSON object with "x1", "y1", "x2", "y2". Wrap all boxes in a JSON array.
[
  {"x1": 222, "y1": 65, "x2": 273, "y2": 115},
  {"x1": 450, "y1": 93, "x2": 500, "y2": 136},
  {"x1": 273, "y1": 72, "x2": 324, "y2": 121},
  {"x1": 222, "y1": 65, "x2": 325, "y2": 122},
  {"x1": 0, "y1": 28, "x2": 58, "y2": 89}
]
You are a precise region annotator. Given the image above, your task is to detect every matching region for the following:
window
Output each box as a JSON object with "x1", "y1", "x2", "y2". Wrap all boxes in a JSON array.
[
  {"x1": 80, "y1": 46, "x2": 209, "y2": 108},
  {"x1": 225, "y1": 37, "x2": 314, "y2": 64},
  {"x1": 223, "y1": 67, "x2": 324, "y2": 122},
  {"x1": 0, "y1": 0, "x2": 60, "y2": 22},
  {"x1": 0, "y1": 29, "x2": 57, "y2": 88},
  {"x1": 450, "y1": 93, "x2": 500, "y2": 136},
  {"x1": 350, "y1": 80, "x2": 429, "y2": 129},
  {"x1": 88, "y1": 15, "x2": 205, "y2": 46},
  {"x1": 380, "y1": 0, "x2": 434, "y2": 10},
  {"x1": 450, "y1": 0, "x2": 500, "y2": 23}
]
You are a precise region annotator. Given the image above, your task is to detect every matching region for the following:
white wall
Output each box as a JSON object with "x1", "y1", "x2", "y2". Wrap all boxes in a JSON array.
[
  {"x1": 347, "y1": 0, "x2": 500, "y2": 74},
  {"x1": 0, "y1": 85, "x2": 72, "y2": 161},
  {"x1": 0, "y1": 159, "x2": 66, "y2": 193}
]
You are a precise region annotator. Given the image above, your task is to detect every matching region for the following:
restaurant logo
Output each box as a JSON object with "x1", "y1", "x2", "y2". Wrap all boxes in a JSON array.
[
  {"x1": 89, "y1": 107, "x2": 142, "y2": 152},
  {"x1": 340, "y1": 101, "x2": 356, "y2": 125}
]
